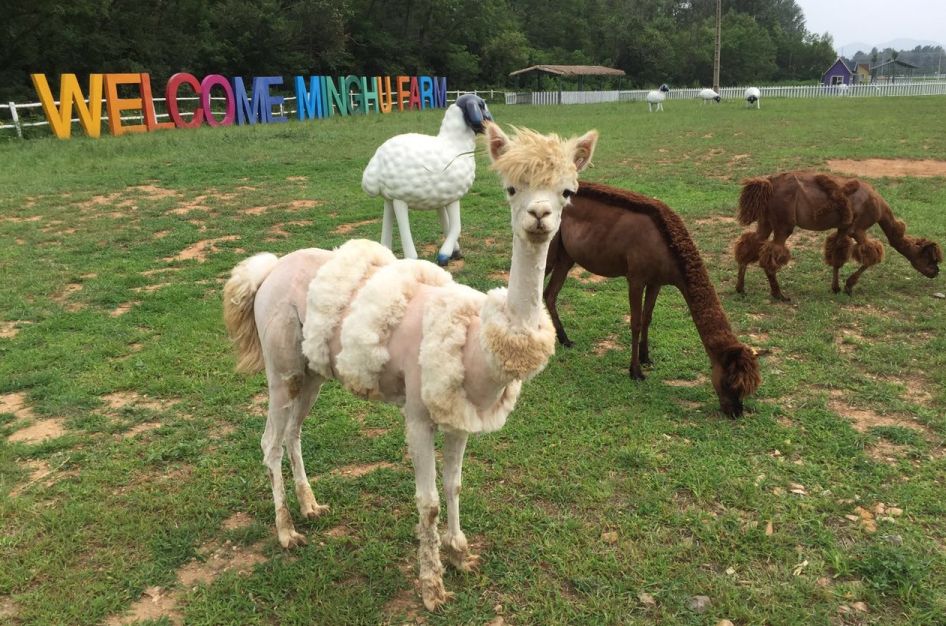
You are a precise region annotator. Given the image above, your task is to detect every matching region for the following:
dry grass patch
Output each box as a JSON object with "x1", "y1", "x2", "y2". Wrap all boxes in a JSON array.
[
  {"x1": 693, "y1": 214, "x2": 737, "y2": 227},
  {"x1": 10, "y1": 459, "x2": 55, "y2": 497},
  {"x1": 866, "y1": 439, "x2": 911, "y2": 465},
  {"x1": 7, "y1": 418, "x2": 67, "y2": 444},
  {"x1": 827, "y1": 390, "x2": 930, "y2": 436},
  {"x1": 593, "y1": 335, "x2": 621, "y2": 356},
  {"x1": 52, "y1": 283, "x2": 84, "y2": 312},
  {"x1": 222, "y1": 512, "x2": 254, "y2": 531},
  {"x1": 1, "y1": 392, "x2": 34, "y2": 419},
  {"x1": 109, "y1": 302, "x2": 139, "y2": 317},
  {"x1": 102, "y1": 392, "x2": 176, "y2": 412},
  {"x1": 568, "y1": 266, "x2": 607, "y2": 284},
  {"x1": 664, "y1": 374, "x2": 708, "y2": 388}
]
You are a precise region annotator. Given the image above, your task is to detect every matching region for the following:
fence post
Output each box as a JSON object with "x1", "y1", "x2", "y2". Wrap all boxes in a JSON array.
[{"x1": 8, "y1": 102, "x2": 23, "y2": 139}]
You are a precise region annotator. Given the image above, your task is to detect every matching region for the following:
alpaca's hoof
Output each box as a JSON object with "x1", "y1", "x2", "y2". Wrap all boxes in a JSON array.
[
  {"x1": 560, "y1": 337, "x2": 574, "y2": 348},
  {"x1": 420, "y1": 577, "x2": 453, "y2": 611},
  {"x1": 630, "y1": 369, "x2": 646, "y2": 381},
  {"x1": 832, "y1": 284, "x2": 841, "y2": 294},
  {"x1": 277, "y1": 528, "x2": 307, "y2": 549},
  {"x1": 772, "y1": 293, "x2": 791, "y2": 302},
  {"x1": 302, "y1": 503, "x2": 330, "y2": 520},
  {"x1": 844, "y1": 285, "x2": 855, "y2": 296},
  {"x1": 436, "y1": 253, "x2": 451, "y2": 266}
]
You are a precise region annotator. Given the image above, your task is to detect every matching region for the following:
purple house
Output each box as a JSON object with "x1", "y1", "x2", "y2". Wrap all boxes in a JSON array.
[{"x1": 822, "y1": 57, "x2": 854, "y2": 86}]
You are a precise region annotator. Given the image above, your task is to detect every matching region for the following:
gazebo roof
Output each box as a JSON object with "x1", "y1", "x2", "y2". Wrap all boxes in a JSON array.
[
  {"x1": 869, "y1": 59, "x2": 920, "y2": 71},
  {"x1": 509, "y1": 64, "x2": 626, "y2": 78}
]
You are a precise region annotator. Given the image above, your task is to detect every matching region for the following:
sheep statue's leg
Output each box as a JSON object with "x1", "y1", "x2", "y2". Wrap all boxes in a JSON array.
[
  {"x1": 381, "y1": 199, "x2": 394, "y2": 249},
  {"x1": 441, "y1": 429, "x2": 480, "y2": 572},
  {"x1": 285, "y1": 373, "x2": 330, "y2": 520},
  {"x1": 639, "y1": 284, "x2": 661, "y2": 365},
  {"x1": 436, "y1": 201, "x2": 463, "y2": 266},
  {"x1": 392, "y1": 198, "x2": 418, "y2": 259},
  {"x1": 405, "y1": 408, "x2": 451, "y2": 611}
]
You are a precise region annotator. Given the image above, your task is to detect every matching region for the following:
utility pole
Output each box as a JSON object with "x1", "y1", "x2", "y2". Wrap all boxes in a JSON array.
[{"x1": 713, "y1": 0, "x2": 721, "y2": 92}]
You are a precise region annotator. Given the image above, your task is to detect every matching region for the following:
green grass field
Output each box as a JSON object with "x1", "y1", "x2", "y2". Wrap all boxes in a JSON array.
[{"x1": 2, "y1": 96, "x2": 946, "y2": 625}]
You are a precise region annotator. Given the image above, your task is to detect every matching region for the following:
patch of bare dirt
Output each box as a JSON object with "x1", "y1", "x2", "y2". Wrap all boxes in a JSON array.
[
  {"x1": 102, "y1": 392, "x2": 175, "y2": 412},
  {"x1": 835, "y1": 328, "x2": 864, "y2": 354},
  {"x1": 827, "y1": 390, "x2": 930, "y2": 435},
  {"x1": 325, "y1": 525, "x2": 353, "y2": 538},
  {"x1": 122, "y1": 422, "x2": 161, "y2": 439},
  {"x1": 593, "y1": 335, "x2": 622, "y2": 356},
  {"x1": 153, "y1": 230, "x2": 171, "y2": 239},
  {"x1": 330, "y1": 461, "x2": 397, "y2": 478},
  {"x1": 52, "y1": 283, "x2": 84, "y2": 312},
  {"x1": 4, "y1": 215, "x2": 42, "y2": 223},
  {"x1": 287, "y1": 199, "x2": 322, "y2": 212},
  {"x1": 333, "y1": 218, "x2": 381, "y2": 235},
  {"x1": 1, "y1": 393, "x2": 34, "y2": 419},
  {"x1": 362, "y1": 427, "x2": 390, "y2": 438},
  {"x1": 488, "y1": 270, "x2": 510, "y2": 282},
  {"x1": 132, "y1": 282, "x2": 171, "y2": 294},
  {"x1": 222, "y1": 512, "x2": 254, "y2": 531},
  {"x1": 675, "y1": 399, "x2": 703, "y2": 410},
  {"x1": 177, "y1": 539, "x2": 267, "y2": 587},
  {"x1": 0, "y1": 597, "x2": 18, "y2": 621},
  {"x1": 7, "y1": 418, "x2": 67, "y2": 444},
  {"x1": 867, "y1": 439, "x2": 911, "y2": 464},
  {"x1": 827, "y1": 159, "x2": 946, "y2": 178},
  {"x1": 286, "y1": 176, "x2": 308, "y2": 182},
  {"x1": 10, "y1": 459, "x2": 54, "y2": 497},
  {"x1": 130, "y1": 184, "x2": 180, "y2": 200},
  {"x1": 664, "y1": 374, "x2": 708, "y2": 388},
  {"x1": 568, "y1": 266, "x2": 608, "y2": 284},
  {"x1": 165, "y1": 235, "x2": 239, "y2": 262},
  {"x1": 110, "y1": 302, "x2": 139, "y2": 317},
  {"x1": 106, "y1": 586, "x2": 182, "y2": 626}
]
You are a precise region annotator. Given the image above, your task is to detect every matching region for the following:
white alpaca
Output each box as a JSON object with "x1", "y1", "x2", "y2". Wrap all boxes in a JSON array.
[
  {"x1": 223, "y1": 122, "x2": 598, "y2": 611},
  {"x1": 745, "y1": 86, "x2": 761, "y2": 109},
  {"x1": 699, "y1": 88, "x2": 721, "y2": 104},
  {"x1": 646, "y1": 83, "x2": 670, "y2": 112},
  {"x1": 362, "y1": 94, "x2": 492, "y2": 266}
]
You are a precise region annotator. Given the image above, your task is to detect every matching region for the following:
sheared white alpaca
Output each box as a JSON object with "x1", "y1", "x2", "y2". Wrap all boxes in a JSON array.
[
  {"x1": 745, "y1": 86, "x2": 761, "y2": 109},
  {"x1": 646, "y1": 83, "x2": 670, "y2": 112},
  {"x1": 223, "y1": 122, "x2": 598, "y2": 611},
  {"x1": 362, "y1": 94, "x2": 492, "y2": 266}
]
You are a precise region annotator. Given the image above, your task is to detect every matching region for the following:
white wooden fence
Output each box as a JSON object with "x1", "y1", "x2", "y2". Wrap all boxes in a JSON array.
[
  {"x1": 505, "y1": 81, "x2": 946, "y2": 105},
  {"x1": 0, "y1": 89, "x2": 500, "y2": 139}
]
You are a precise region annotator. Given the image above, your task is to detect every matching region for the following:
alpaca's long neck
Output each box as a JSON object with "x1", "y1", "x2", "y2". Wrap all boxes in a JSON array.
[
  {"x1": 675, "y1": 254, "x2": 743, "y2": 362},
  {"x1": 876, "y1": 198, "x2": 918, "y2": 259},
  {"x1": 506, "y1": 236, "x2": 550, "y2": 328}
]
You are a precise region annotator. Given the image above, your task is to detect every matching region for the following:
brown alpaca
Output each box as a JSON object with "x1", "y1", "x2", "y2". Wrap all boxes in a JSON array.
[
  {"x1": 734, "y1": 171, "x2": 942, "y2": 300},
  {"x1": 544, "y1": 181, "x2": 761, "y2": 417}
]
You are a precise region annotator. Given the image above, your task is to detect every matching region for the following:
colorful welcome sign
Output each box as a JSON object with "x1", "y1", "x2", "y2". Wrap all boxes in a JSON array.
[{"x1": 30, "y1": 73, "x2": 448, "y2": 139}]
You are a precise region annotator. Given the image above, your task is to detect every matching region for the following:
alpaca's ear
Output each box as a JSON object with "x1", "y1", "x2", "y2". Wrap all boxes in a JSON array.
[
  {"x1": 570, "y1": 130, "x2": 599, "y2": 172},
  {"x1": 486, "y1": 122, "x2": 510, "y2": 162}
]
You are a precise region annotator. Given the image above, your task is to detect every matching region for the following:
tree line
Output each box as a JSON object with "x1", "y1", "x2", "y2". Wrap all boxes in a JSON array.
[{"x1": 2, "y1": 0, "x2": 840, "y2": 102}]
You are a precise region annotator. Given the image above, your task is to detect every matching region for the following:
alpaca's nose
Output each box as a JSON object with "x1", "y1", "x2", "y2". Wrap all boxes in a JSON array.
[{"x1": 528, "y1": 206, "x2": 551, "y2": 221}]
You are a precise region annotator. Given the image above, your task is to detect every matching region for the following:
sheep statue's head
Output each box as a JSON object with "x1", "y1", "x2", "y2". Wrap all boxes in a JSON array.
[
  {"x1": 454, "y1": 94, "x2": 493, "y2": 134},
  {"x1": 658, "y1": 83, "x2": 670, "y2": 93}
]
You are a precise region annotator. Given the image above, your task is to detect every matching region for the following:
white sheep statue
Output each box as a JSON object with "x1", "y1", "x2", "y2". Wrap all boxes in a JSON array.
[
  {"x1": 224, "y1": 122, "x2": 598, "y2": 610},
  {"x1": 362, "y1": 94, "x2": 492, "y2": 266},
  {"x1": 745, "y1": 87, "x2": 761, "y2": 109},
  {"x1": 646, "y1": 83, "x2": 670, "y2": 112},
  {"x1": 699, "y1": 88, "x2": 721, "y2": 104}
]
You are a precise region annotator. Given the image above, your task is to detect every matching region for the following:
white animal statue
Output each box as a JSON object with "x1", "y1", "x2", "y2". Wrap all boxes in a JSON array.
[
  {"x1": 745, "y1": 86, "x2": 761, "y2": 109},
  {"x1": 362, "y1": 94, "x2": 492, "y2": 266},
  {"x1": 699, "y1": 88, "x2": 721, "y2": 103},
  {"x1": 646, "y1": 83, "x2": 670, "y2": 112},
  {"x1": 223, "y1": 122, "x2": 598, "y2": 611}
]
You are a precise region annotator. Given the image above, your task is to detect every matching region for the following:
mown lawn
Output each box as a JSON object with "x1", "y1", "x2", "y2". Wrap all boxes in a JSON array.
[{"x1": 1, "y1": 95, "x2": 945, "y2": 625}]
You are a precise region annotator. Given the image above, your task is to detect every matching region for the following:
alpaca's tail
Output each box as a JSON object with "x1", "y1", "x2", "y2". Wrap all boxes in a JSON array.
[
  {"x1": 737, "y1": 177, "x2": 772, "y2": 226},
  {"x1": 223, "y1": 253, "x2": 279, "y2": 374}
]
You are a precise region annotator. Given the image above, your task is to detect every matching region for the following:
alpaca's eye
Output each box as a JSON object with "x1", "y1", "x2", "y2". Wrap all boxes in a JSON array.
[
  {"x1": 506, "y1": 186, "x2": 516, "y2": 196},
  {"x1": 562, "y1": 189, "x2": 575, "y2": 199}
]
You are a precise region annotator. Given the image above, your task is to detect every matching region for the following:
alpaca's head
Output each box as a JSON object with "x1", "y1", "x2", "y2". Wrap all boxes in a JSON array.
[
  {"x1": 486, "y1": 123, "x2": 598, "y2": 245},
  {"x1": 907, "y1": 237, "x2": 942, "y2": 278},
  {"x1": 454, "y1": 94, "x2": 492, "y2": 134},
  {"x1": 711, "y1": 345, "x2": 761, "y2": 418}
]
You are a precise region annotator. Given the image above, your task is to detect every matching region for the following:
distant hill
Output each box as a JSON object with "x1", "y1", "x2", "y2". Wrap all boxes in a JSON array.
[{"x1": 839, "y1": 38, "x2": 943, "y2": 56}]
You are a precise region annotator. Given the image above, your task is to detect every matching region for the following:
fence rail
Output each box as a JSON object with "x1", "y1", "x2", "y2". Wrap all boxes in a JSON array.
[
  {"x1": 0, "y1": 89, "x2": 500, "y2": 138},
  {"x1": 505, "y1": 81, "x2": 946, "y2": 105}
]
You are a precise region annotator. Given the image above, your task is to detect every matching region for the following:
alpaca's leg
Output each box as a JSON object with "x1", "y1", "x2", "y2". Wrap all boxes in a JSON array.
[
  {"x1": 734, "y1": 224, "x2": 770, "y2": 294},
  {"x1": 381, "y1": 199, "x2": 394, "y2": 249},
  {"x1": 392, "y1": 199, "x2": 418, "y2": 259},
  {"x1": 628, "y1": 282, "x2": 645, "y2": 380},
  {"x1": 405, "y1": 409, "x2": 450, "y2": 611},
  {"x1": 759, "y1": 230, "x2": 792, "y2": 302},
  {"x1": 824, "y1": 230, "x2": 853, "y2": 293},
  {"x1": 441, "y1": 430, "x2": 479, "y2": 572},
  {"x1": 542, "y1": 239, "x2": 576, "y2": 347},
  {"x1": 262, "y1": 379, "x2": 308, "y2": 548},
  {"x1": 639, "y1": 284, "x2": 661, "y2": 365},
  {"x1": 285, "y1": 372, "x2": 330, "y2": 520},
  {"x1": 437, "y1": 201, "x2": 462, "y2": 266},
  {"x1": 845, "y1": 231, "x2": 884, "y2": 295}
]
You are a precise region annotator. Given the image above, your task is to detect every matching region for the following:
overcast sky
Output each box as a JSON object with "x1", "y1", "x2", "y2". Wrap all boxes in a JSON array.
[{"x1": 794, "y1": 0, "x2": 945, "y2": 53}]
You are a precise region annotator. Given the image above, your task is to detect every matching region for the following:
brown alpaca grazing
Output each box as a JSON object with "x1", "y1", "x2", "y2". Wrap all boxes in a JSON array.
[
  {"x1": 544, "y1": 181, "x2": 761, "y2": 417},
  {"x1": 734, "y1": 171, "x2": 942, "y2": 300}
]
